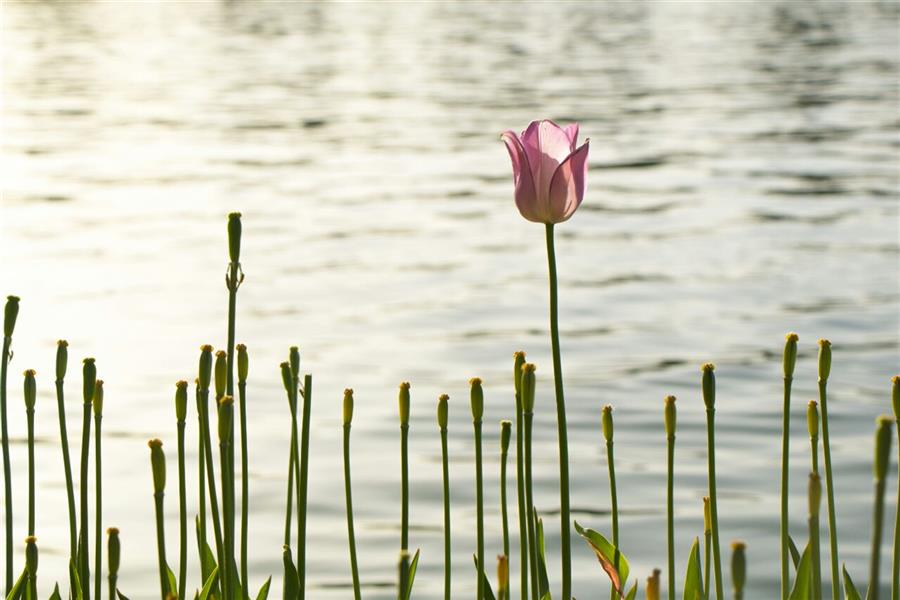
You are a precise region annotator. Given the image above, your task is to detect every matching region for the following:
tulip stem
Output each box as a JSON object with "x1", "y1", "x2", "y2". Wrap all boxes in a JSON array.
[
  {"x1": 514, "y1": 353, "x2": 529, "y2": 600},
  {"x1": 401, "y1": 416, "x2": 409, "y2": 554},
  {"x1": 219, "y1": 403, "x2": 234, "y2": 600},
  {"x1": 780, "y1": 375, "x2": 792, "y2": 600},
  {"x1": 819, "y1": 378, "x2": 840, "y2": 600},
  {"x1": 524, "y1": 409, "x2": 538, "y2": 600},
  {"x1": 177, "y1": 413, "x2": 187, "y2": 600},
  {"x1": 544, "y1": 222, "x2": 572, "y2": 599},
  {"x1": 343, "y1": 419, "x2": 361, "y2": 600},
  {"x1": 297, "y1": 374, "x2": 312, "y2": 599},
  {"x1": 440, "y1": 408, "x2": 451, "y2": 600},
  {"x1": 1, "y1": 333, "x2": 13, "y2": 594},
  {"x1": 283, "y1": 381, "x2": 297, "y2": 547}
]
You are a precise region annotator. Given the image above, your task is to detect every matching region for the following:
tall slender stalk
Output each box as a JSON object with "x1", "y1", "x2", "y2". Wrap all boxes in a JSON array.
[
  {"x1": 225, "y1": 213, "x2": 243, "y2": 598},
  {"x1": 703, "y1": 497, "x2": 711, "y2": 600},
  {"x1": 342, "y1": 389, "x2": 361, "y2": 600},
  {"x1": 500, "y1": 420, "x2": 512, "y2": 576},
  {"x1": 664, "y1": 396, "x2": 677, "y2": 600},
  {"x1": 544, "y1": 223, "x2": 572, "y2": 599},
  {"x1": 871, "y1": 416, "x2": 894, "y2": 600},
  {"x1": 107, "y1": 527, "x2": 119, "y2": 600},
  {"x1": 398, "y1": 550, "x2": 410, "y2": 600},
  {"x1": 93, "y1": 380, "x2": 104, "y2": 600},
  {"x1": 438, "y1": 394, "x2": 451, "y2": 600},
  {"x1": 297, "y1": 373, "x2": 312, "y2": 598},
  {"x1": 198, "y1": 346, "x2": 224, "y2": 581},
  {"x1": 808, "y1": 401, "x2": 820, "y2": 475},
  {"x1": 80, "y1": 357, "x2": 97, "y2": 600},
  {"x1": 809, "y1": 473, "x2": 823, "y2": 598},
  {"x1": 218, "y1": 396, "x2": 235, "y2": 600},
  {"x1": 701, "y1": 363, "x2": 724, "y2": 600},
  {"x1": 175, "y1": 381, "x2": 188, "y2": 600},
  {"x1": 601, "y1": 405, "x2": 619, "y2": 600},
  {"x1": 521, "y1": 364, "x2": 538, "y2": 600},
  {"x1": 289, "y1": 349, "x2": 302, "y2": 558},
  {"x1": 194, "y1": 380, "x2": 208, "y2": 569},
  {"x1": 781, "y1": 333, "x2": 798, "y2": 600},
  {"x1": 891, "y1": 376, "x2": 900, "y2": 600},
  {"x1": 818, "y1": 339, "x2": 840, "y2": 600},
  {"x1": 472, "y1": 378, "x2": 486, "y2": 600},
  {"x1": 148, "y1": 439, "x2": 169, "y2": 600},
  {"x1": 55, "y1": 340, "x2": 78, "y2": 570},
  {"x1": 399, "y1": 382, "x2": 411, "y2": 555},
  {"x1": 23, "y1": 370, "x2": 36, "y2": 536},
  {"x1": 280, "y1": 362, "x2": 297, "y2": 548},
  {"x1": 2, "y1": 295, "x2": 20, "y2": 594},
  {"x1": 730, "y1": 542, "x2": 745, "y2": 600},
  {"x1": 236, "y1": 344, "x2": 249, "y2": 599},
  {"x1": 24, "y1": 536, "x2": 37, "y2": 599},
  {"x1": 513, "y1": 351, "x2": 528, "y2": 600}
]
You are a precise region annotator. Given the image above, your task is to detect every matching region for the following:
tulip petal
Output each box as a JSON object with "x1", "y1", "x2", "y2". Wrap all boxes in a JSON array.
[
  {"x1": 563, "y1": 123, "x2": 579, "y2": 151},
  {"x1": 548, "y1": 140, "x2": 589, "y2": 223},
  {"x1": 501, "y1": 131, "x2": 542, "y2": 223},
  {"x1": 521, "y1": 120, "x2": 574, "y2": 202}
]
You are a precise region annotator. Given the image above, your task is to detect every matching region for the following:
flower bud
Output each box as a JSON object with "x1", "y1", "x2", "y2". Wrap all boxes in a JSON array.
[
  {"x1": 3, "y1": 295, "x2": 19, "y2": 339},
  {"x1": 437, "y1": 394, "x2": 448, "y2": 430},
  {"x1": 23, "y1": 369, "x2": 36, "y2": 411},
  {"x1": 236, "y1": 344, "x2": 248, "y2": 383},
  {"x1": 343, "y1": 389, "x2": 354, "y2": 426},
  {"x1": 218, "y1": 396, "x2": 234, "y2": 443},
  {"x1": 107, "y1": 528, "x2": 120, "y2": 577},
  {"x1": 227, "y1": 212, "x2": 242, "y2": 264},
  {"x1": 806, "y1": 401, "x2": 819, "y2": 440},
  {"x1": 730, "y1": 541, "x2": 746, "y2": 594},
  {"x1": 892, "y1": 376, "x2": 900, "y2": 421},
  {"x1": 198, "y1": 345, "x2": 213, "y2": 391},
  {"x1": 497, "y1": 554, "x2": 509, "y2": 596},
  {"x1": 289, "y1": 346, "x2": 300, "y2": 381},
  {"x1": 513, "y1": 351, "x2": 526, "y2": 397},
  {"x1": 470, "y1": 378, "x2": 484, "y2": 422},
  {"x1": 874, "y1": 415, "x2": 893, "y2": 482},
  {"x1": 664, "y1": 395, "x2": 676, "y2": 439},
  {"x1": 646, "y1": 568, "x2": 660, "y2": 600},
  {"x1": 808, "y1": 472, "x2": 821, "y2": 518},
  {"x1": 24, "y1": 536, "x2": 37, "y2": 577},
  {"x1": 703, "y1": 496, "x2": 711, "y2": 534},
  {"x1": 148, "y1": 439, "x2": 166, "y2": 494},
  {"x1": 175, "y1": 381, "x2": 188, "y2": 422},
  {"x1": 398, "y1": 382, "x2": 410, "y2": 427},
  {"x1": 783, "y1": 332, "x2": 799, "y2": 378},
  {"x1": 280, "y1": 362, "x2": 292, "y2": 396},
  {"x1": 92, "y1": 379, "x2": 104, "y2": 417},
  {"x1": 818, "y1": 339, "x2": 832, "y2": 382},
  {"x1": 601, "y1": 405, "x2": 613, "y2": 442},
  {"x1": 214, "y1": 350, "x2": 226, "y2": 398},
  {"x1": 82, "y1": 358, "x2": 96, "y2": 405},
  {"x1": 500, "y1": 420, "x2": 511, "y2": 453},
  {"x1": 521, "y1": 364, "x2": 536, "y2": 413},
  {"x1": 701, "y1": 363, "x2": 716, "y2": 410},
  {"x1": 56, "y1": 340, "x2": 68, "y2": 381}
]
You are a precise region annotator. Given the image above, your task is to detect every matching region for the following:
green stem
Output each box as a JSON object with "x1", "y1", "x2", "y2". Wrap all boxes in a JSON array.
[
  {"x1": 153, "y1": 491, "x2": 168, "y2": 600},
  {"x1": 501, "y1": 430, "x2": 511, "y2": 571},
  {"x1": 196, "y1": 386, "x2": 208, "y2": 565},
  {"x1": 1, "y1": 336, "x2": 12, "y2": 594},
  {"x1": 515, "y1": 386, "x2": 528, "y2": 600},
  {"x1": 238, "y1": 379, "x2": 249, "y2": 600},
  {"x1": 704, "y1": 530, "x2": 711, "y2": 600},
  {"x1": 872, "y1": 475, "x2": 889, "y2": 600},
  {"x1": 819, "y1": 380, "x2": 840, "y2": 600},
  {"x1": 55, "y1": 376, "x2": 78, "y2": 566},
  {"x1": 297, "y1": 374, "x2": 312, "y2": 599},
  {"x1": 79, "y1": 397, "x2": 92, "y2": 600},
  {"x1": 706, "y1": 405, "x2": 724, "y2": 600},
  {"x1": 544, "y1": 222, "x2": 572, "y2": 599},
  {"x1": 811, "y1": 512, "x2": 822, "y2": 599},
  {"x1": 283, "y1": 385, "x2": 297, "y2": 547},
  {"x1": 780, "y1": 377, "x2": 792, "y2": 600},
  {"x1": 198, "y1": 390, "x2": 225, "y2": 583},
  {"x1": 667, "y1": 435, "x2": 675, "y2": 600},
  {"x1": 401, "y1": 419, "x2": 409, "y2": 553},
  {"x1": 220, "y1": 432, "x2": 233, "y2": 599},
  {"x1": 108, "y1": 575, "x2": 116, "y2": 600},
  {"x1": 177, "y1": 419, "x2": 187, "y2": 600},
  {"x1": 27, "y1": 405, "x2": 35, "y2": 536},
  {"x1": 343, "y1": 423, "x2": 361, "y2": 600},
  {"x1": 94, "y1": 413, "x2": 102, "y2": 600},
  {"x1": 524, "y1": 410, "x2": 538, "y2": 600},
  {"x1": 606, "y1": 439, "x2": 619, "y2": 600},
  {"x1": 440, "y1": 423, "x2": 451, "y2": 600},
  {"x1": 893, "y1": 420, "x2": 900, "y2": 600},
  {"x1": 475, "y1": 420, "x2": 485, "y2": 600}
]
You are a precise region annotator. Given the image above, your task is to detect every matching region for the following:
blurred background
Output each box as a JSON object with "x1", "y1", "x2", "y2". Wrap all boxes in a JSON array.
[{"x1": 1, "y1": 1, "x2": 898, "y2": 597}]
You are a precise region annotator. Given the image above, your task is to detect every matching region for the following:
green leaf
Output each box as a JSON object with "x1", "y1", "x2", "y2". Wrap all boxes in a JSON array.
[
  {"x1": 198, "y1": 566, "x2": 220, "y2": 600},
  {"x1": 472, "y1": 555, "x2": 497, "y2": 600},
  {"x1": 405, "y1": 548, "x2": 420, "y2": 600},
  {"x1": 254, "y1": 576, "x2": 272, "y2": 600},
  {"x1": 682, "y1": 537, "x2": 702, "y2": 600},
  {"x1": 574, "y1": 520, "x2": 630, "y2": 596},
  {"x1": 625, "y1": 582, "x2": 638, "y2": 600},
  {"x1": 116, "y1": 591, "x2": 132, "y2": 600},
  {"x1": 535, "y1": 512, "x2": 550, "y2": 598},
  {"x1": 69, "y1": 559, "x2": 83, "y2": 600},
  {"x1": 282, "y1": 547, "x2": 300, "y2": 600},
  {"x1": 49, "y1": 584, "x2": 62, "y2": 600},
  {"x1": 788, "y1": 536, "x2": 801, "y2": 570},
  {"x1": 5, "y1": 569, "x2": 25, "y2": 600},
  {"x1": 196, "y1": 517, "x2": 220, "y2": 596},
  {"x1": 166, "y1": 563, "x2": 178, "y2": 596},
  {"x1": 540, "y1": 594, "x2": 552, "y2": 600},
  {"x1": 843, "y1": 565, "x2": 862, "y2": 600},
  {"x1": 788, "y1": 544, "x2": 811, "y2": 600}
]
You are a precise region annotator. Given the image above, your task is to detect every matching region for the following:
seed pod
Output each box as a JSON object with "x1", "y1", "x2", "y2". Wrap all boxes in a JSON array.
[
  {"x1": 874, "y1": 415, "x2": 893, "y2": 482},
  {"x1": 470, "y1": 378, "x2": 484, "y2": 422},
  {"x1": 218, "y1": 396, "x2": 234, "y2": 443},
  {"x1": 521, "y1": 364, "x2": 536, "y2": 413},
  {"x1": 783, "y1": 332, "x2": 799, "y2": 379},
  {"x1": 398, "y1": 382, "x2": 410, "y2": 427},
  {"x1": 227, "y1": 212, "x2": 242, "y2": 264},
  {"x1": 500, "y1": 420, "x2": 511, "y2": 453},
  {"x1": 437, "y1": 394, "x2": 448, "y2": 430},
  {"x1": 56, "y1": 340, "x2": 68, "y2": 382},
  {"x1": 701, "y1": 363, "x2": 716, "y2": 410},
  {"x1": 818, "y1": 339, "x2": 832, "y2": 382},
  {"x1": 82, "y1": 358, "x2": 97, "y2": 405},
  {"x1": 664, "y1": 395, "x2": 676, "y2": 438},
  {"x1": 731, "y1": 541, "x2": 746, "y2": 594},
  {"x1": 343, "y1": 389, "x2": 354, "y2": 426},
  {"x1": 513, "y1": 351, "x2": 526, "y2": 396},
  {"x1": 237, "y1": 344, "x2": 248, "y2": 383},
  {"x1": 23, "y1": 369, "x2": 36, "y2": 410},
  {"x1": 198, "y1": 345, "x2": 213, "y2": 391},
  {"x1": 808, "y1": 472, "x2": 822, "y2": 518},
  {"x1": 3, "y1": 295, "x2": 19, "y2": 339},
  {"x1": 214, "y1": 350, "x2": 226, "y2": 398},
  {"x1": 807, "y1": 401, "x2": 819, "y2": 440},
  {"x1": 289, "y1": 346, "x2": 300, "y2": 381},
  {"x1": 601, "y1": 405, "x2": 613, "y2": 443},
  {"x1": 107, "y1": 528, "x2": 120, "y2": 577},
  {"x1": 175, "y1": 381, "x2": 188, "y2": 422},
  {"x1": 24, "y1": 536, "x2": 37, "y2": 577},
  {"x1": 93, "y1": 380, "x2": 104, "y2": 417},
  {"x1": 148, "y1": 439, "x2": 166, "y2": 494}
]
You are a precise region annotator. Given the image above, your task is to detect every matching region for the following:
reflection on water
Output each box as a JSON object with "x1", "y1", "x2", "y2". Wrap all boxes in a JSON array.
[{"x1": 1, "y1": 1, "x2": 898, "y2": 598}]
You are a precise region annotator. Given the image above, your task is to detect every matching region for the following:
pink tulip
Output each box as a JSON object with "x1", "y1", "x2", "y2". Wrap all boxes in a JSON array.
[{"x1": 501, "y1": 120, "x2": 589, "y2": 224}]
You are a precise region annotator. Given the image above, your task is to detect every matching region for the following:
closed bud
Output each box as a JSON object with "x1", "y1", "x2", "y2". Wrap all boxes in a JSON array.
[
  {"x1": 521, "y1": 364, "x2": 536, "y2": 413},
  {"x1": 24, "y1": 536, "x2": 37, "y2": 577},
  {"x1": 892, "y1": 376, "x2": 900, "y2": 421},
  {"x1": 470, "y1": 377, "x2": 484, "y2": 422},
  {"x1": 497, "y1": 554, "x2": 509, "y2": 596},
  {"x1": 107, "y1": 528, "x2": 120, "y2": 577},
  {"x1": 236, "y1": 344, "x2": 248, "y2": 383},
  {"x1": 703, "y1": 497, "x2": 711, "y2": 534},
  {"x1": 730, "y1": 541, "x2": 746, "y2": 594},
  {"x1": 398, "y1": 382, "x2": 410, "y2": 427},
  {"x1": 664, "y1": 395, "x2": 676, "y2": 438},
  {"x1": 601, "y1": 405, "x2": 613, "y2": 443},
  {"x1": 289, "y1": 346, "x2": 300, "y2": 380},
  {"x1": 343, "y1": 389, "x2": 354, "y2": 426},
  {"x1": 93, "y1": 379, "x2": 104, "y2": 417},
  {"x1": 218, "y1": 396, "x2": 234, "y2": 443},
  {"x1": 808, "y1": 472, "x2": 821, "y2": 517},
  {"x1": 198, "y1": 345, "x2": 213, "y2": 391},
  {"x1": 806, "y1": 401, "x2": 819, "y2": 440},
  {"x1": 280, "y1": 362, "x2": 292, "y2": 396},
  {"x1": 23, "y1": 369, "x2": 36, "y2": 410},
  {"x1": 3, "y1": 295, "x2": 19, "y2": 338},
  {"x1": 56, "y1": 340, "x2": 68, "y2": 381},
  {"x1": 818, "y1": 339, "x2": 832, "y2": 382},
  {"x1": 646, "y1": 568, "x2": 661, "y2": 600},
  {"x1": 175, "y1": 381, "x2": 188, "y2": 422},
  {"x1": 701, "y1": 363, "x2": 716, "y2": 410},
  {"x1": 148, "y1": 439, "x2": 166, "y2": 494},
  {"x1": 500, "y1": 420, "x2": 511, "y2": 453},
  {"x1": 214, "y1": 350, "x2": 227, "y2": 398},
  {"x1": 513, "y1": 351, "x2": 526, "y2": 396},
  {"x1": 437, "y1": 394, "x2": 448, "y2": 430},
  {"x1": 82, "y1": 358, "x2": 96, "y2": 405},
  {"x1": 227, "y1": 212, "x2": 242, "y2": 264},
  {"x1": 874, "y1": 415, "x2": 893, "y2": 481},
  {"x1": 783, "y1": 332, "x2": 799, "y2": 378}
]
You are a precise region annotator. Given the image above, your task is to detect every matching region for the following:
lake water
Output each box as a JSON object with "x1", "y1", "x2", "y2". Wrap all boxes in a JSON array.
[{"x1": 1, "y1": 1, "x2": 898, "y2": 598}]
